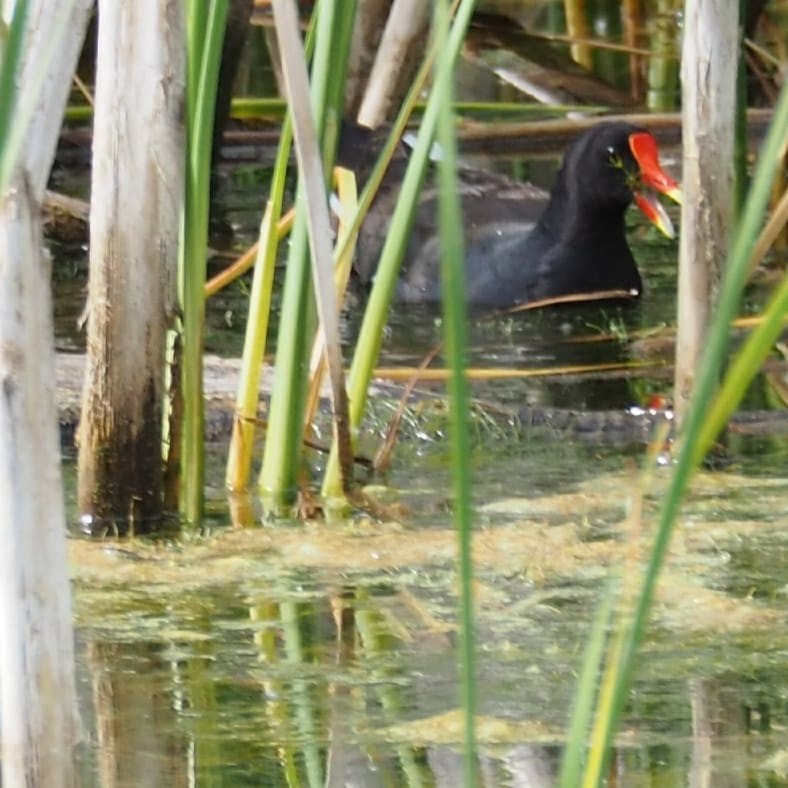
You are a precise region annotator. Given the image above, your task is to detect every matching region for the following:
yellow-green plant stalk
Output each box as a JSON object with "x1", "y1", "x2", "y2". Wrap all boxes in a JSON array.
[
  {"x1": 562, "y1": 422, "x2": 670, "y2": 786},
  {"x1": 557, "y1": 588, "x2": 615, "y2": 787},
  {"x1": 224, "y1": 118, "x2": 291, "y2": 491},
  {"x1": 226, "y1": 16, "x2": 314, "y2": 494},
  {"x1": 564, "y1": 0, "x2": 593, "y2": 69}
]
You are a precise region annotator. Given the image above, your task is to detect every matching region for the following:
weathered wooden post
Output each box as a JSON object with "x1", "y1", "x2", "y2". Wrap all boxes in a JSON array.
[
  {"x1": 345, "y1": 0, "x2": 392, "y2": 117},
  {"x1": 77, "y1": 0, "x2": 186, "y2": 531},
  {"x1": 0, "y1": 2, "x2": 93, "y2": 785},
  {"x1": 356, "y1": 0, "x2": 430, "y2": 128},
  {"x1": 674, "y1": 0, "x2": 739, "y2": 423}
]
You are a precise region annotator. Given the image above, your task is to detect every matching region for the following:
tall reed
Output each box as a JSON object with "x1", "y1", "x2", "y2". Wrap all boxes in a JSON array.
[
  {"x1": 259, "y1": 1, "x2": 356, "y2": 512},
  {"x1": 224, "y1": 121, "x2": 291, "y2": 492},
  {"x1": 180, "y1": 0, "x2": 229, "y2": 522},
  {"x1": 562, "y1": 79, "x2": 788, "y2": 786},
  {"x1": 0, "y1": 0, "x2": 29, "y2": 192},
  {"x1": 271, "y1": 0, "x2": 354, "y2": 497},
  {"x1": 435, "y1": 2, "x2": 478, "y2": 781}
]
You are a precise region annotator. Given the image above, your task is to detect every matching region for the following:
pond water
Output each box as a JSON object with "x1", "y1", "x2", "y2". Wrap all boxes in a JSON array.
[{"x1": 51, "y1": 127, "x2": 788, "y2": 786}]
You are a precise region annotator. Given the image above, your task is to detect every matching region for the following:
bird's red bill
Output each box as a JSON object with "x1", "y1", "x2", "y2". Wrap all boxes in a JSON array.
[{"x1": 628, "y1": 132, "x2": 682, "y2": 239}]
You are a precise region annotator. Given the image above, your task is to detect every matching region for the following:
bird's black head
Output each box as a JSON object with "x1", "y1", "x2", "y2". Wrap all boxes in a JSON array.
[
  {"x1": 564, "y1": 123, "x2": 645, "y2": 206},
  {"x1": 556, "y1": 122, "x2": 682, "y2": 235}
]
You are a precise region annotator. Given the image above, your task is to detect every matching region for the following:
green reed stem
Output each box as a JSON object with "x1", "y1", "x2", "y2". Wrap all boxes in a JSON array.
[
  {"x1": 588, "y1": 77, "x2": 788, "y2": 784},
  {"x1": 179, "y1": 0, "x2": 228, "y2": 522},
  {"x1": 558, "y1": 587, "x2": 614, "y2": 787},
  {"x1": 225, "y1": 116, "x2": 293, "y2": 491},
  {"x1": 259, "y1": 0, "x2": 356, "y2": 511},
  {"x1": 435, "y1": 1, "x2": 477, "y2": 782},
  {"x1": 0, "y1": 0, "x2": 29, "y2": 181}
]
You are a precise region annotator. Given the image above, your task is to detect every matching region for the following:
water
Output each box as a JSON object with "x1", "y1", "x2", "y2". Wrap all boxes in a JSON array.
[
  {"x1": 68, "y1": 452, "x2": 788, "y2": 786},
  {"x1": 60, "y1": 255, "x2": 788, "y2": 786},
  {"x1": 52, "y1": 97, "x2": 788, "y2": 788}
]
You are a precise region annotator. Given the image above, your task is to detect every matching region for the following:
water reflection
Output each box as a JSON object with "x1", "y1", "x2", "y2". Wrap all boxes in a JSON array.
[
  {"x1": 75, "y1": 615, "x2": 786, "y2": 786},
  {"x1": 72, "y1": 467, "x2": 788, "y2": 787}
]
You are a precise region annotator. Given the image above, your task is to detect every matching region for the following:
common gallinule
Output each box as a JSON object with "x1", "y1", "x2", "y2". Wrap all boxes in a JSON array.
[{"x1": 353, "y1": 122, "x2": 681, "y2": 308}]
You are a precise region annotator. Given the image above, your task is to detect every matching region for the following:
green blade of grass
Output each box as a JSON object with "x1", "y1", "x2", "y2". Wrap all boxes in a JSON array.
[
  {"x1": 225, "y1": 114, "x2": 292, "y2": 492},
  {"x1": 435, "y1": 1, "x2": 478, "y2": 781},
  {"x1": 179, "y1": 0, "x2": 229, "y2": 522},
  {"x1": 0, "y1": 0, "x2": 29, "y2": 158},
  {"x1": 588, "y1": 76, "x2": 788, "y2": 784},
  {"x1": 558, "y1": 585, "x2": 615, "y2": 787},
  {"x1": 693, "y1": 269, "x2": 788, "y2": 464}
]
